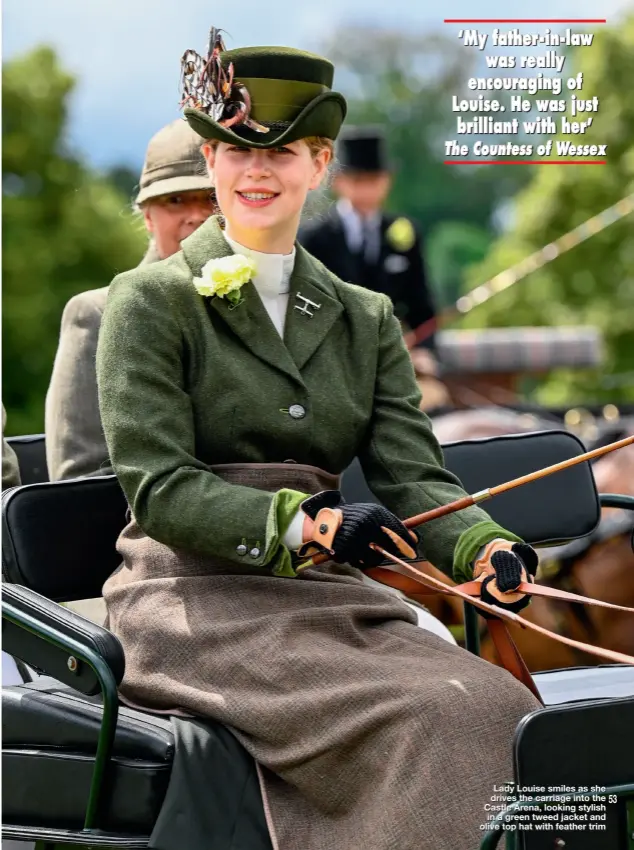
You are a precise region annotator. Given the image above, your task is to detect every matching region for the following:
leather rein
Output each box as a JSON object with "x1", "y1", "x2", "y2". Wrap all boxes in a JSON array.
[{"x1": 366, "y1": 553, "x2": 634, "y2": 704}]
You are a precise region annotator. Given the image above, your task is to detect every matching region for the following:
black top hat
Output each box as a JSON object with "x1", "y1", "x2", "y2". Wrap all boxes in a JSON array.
[{"x1": 337, "y1": 126, "x2": 390, "y2": 173}]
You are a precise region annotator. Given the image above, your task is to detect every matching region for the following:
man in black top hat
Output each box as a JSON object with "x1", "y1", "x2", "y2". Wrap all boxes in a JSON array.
[{"x1": 299, "y1": 126, "x2": 438, "y2": 371}]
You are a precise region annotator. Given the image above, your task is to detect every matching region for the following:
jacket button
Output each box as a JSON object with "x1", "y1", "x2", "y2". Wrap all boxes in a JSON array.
[
  {"x1": 288, "y1": 404, "x2": 306, "y2": 419},
  {"x1": 249, "y1": 547, "x2": 261, "y2": 558},
  {"x1": 236, "y1": 544, "x2": 248, "y2": 556}
]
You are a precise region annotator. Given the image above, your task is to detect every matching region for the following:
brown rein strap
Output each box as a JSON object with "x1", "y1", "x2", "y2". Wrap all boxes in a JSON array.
[
  {"x1": 486, "y1": 620, "x2": 541, "y2": 701},
  {"x1": 370, "y1": 546, "x2": 634, "y2": 704},
  {"x1": 459, "y1": 579, "x2": 634, "y2": 614}
]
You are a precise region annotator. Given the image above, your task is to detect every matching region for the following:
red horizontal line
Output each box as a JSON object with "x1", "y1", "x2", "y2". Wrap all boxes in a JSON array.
[
  {"x1": 444, "y1": 160, "x2": 607, "y2": 165},
  {"x1": 444, "y1": 19, "x2": 606, "y2": 23}
]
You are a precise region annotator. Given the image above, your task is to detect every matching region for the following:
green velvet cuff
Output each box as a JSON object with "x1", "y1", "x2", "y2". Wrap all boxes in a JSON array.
[
  {"x1": 452, "y1": 520, "x2": 523, "y2": 584},
  {"x1": 266, "y1": 488, "x2": 311, "y2": 578}
]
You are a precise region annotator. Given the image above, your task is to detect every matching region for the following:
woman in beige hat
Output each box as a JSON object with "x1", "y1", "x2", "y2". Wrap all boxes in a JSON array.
[
  {"x1": 45, "y1": 119, "x2": 216, "y2": 481},
  {"x1": 96, "y1": 28, "x2": 541, "y2": 850}
]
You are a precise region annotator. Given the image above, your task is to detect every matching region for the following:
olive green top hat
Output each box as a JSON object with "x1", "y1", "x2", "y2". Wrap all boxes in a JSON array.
[
  {"x1": 135, "y1": 119, "x2": 212, "y2": 205},
  {"x1": 181, "y1": 28, "x2": 347, "y2": 149}
]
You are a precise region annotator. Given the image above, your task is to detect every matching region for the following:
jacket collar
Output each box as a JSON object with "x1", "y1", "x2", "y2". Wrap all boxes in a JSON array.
[{"x1": 181, "y1": 216, "x2": 343, "y2": 384}]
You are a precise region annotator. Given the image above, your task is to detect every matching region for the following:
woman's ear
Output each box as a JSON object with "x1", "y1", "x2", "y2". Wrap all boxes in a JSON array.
[
  {"x1": 308, "y1": 148, "x2": 332, "y2": 191},
  {"x1": 201, "y1": 142, "x2": 216, "y2": 171}
]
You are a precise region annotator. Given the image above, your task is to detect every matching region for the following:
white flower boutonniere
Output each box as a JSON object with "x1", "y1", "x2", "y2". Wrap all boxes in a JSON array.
[{"x1": 193, "y1": 254, "x2": 257, "y2": 308}]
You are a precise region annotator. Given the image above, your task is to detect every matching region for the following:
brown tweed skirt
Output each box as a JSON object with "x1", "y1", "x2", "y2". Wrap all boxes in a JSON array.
[{"x1": 103, "y1": 463, "x2": 541, "y2": 850}]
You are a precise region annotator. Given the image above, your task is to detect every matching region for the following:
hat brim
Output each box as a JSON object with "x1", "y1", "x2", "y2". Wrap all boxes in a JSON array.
[
  {"x1": 135, "y1": 175, "x2": 214, "y2": 205},
  {"x1": 184, "y1": 90, "x2": 347, "y2": 149}
]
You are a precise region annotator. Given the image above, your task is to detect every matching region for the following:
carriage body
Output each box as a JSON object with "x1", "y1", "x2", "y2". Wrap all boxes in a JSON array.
[{"x1": 3, "y1": 430, "x2": 634, "y2": 850}]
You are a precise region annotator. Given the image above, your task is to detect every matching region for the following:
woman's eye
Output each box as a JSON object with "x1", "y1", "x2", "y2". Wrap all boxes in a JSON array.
[{"x1": 273, "y1": 147, "x2": 292, "y2": 155}]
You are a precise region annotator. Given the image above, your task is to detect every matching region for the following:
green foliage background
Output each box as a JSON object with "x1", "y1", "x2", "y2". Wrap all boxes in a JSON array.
[
  {"x1": 460, "y1": 17, "x2": 634, "y2": 404},
  {"x1": 2, "y1": 48, "x2": 147, "y2": 434}
]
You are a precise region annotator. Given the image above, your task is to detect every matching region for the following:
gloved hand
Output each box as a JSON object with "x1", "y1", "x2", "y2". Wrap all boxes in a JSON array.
[
  {"x1": 474, "y1": 540, "x2": 538, "y2": 617},
  {"x1": 297, "y1": 490, "x2": 418, "y2": 570}
]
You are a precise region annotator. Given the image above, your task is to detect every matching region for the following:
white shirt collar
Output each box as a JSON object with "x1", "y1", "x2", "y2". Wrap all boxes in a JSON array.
[{"x1": 223, "y1": 230, "x2": 295, "y2": 299}]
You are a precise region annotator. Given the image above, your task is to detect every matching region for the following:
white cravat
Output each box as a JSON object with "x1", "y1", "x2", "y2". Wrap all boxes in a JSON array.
[{"x1": 223, "y1": 230, "x2": 295, "y2": 337}]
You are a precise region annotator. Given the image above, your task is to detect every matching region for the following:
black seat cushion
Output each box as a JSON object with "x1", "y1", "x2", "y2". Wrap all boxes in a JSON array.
[
  {"x1": 3, "y1": 678, "x2": 174, "y2": 834},
  {"x1": 2, "y1": 475, "x2": 128, "y2": 602},
  {"x1": 343, "y1": 430, "x2": 599, "y2": 547},
  {"x1": 5, "y1": 434, "x2": 48, "y2": 485},
  {"x1": 2, "y1": 678, "x2": 271, "y2": 844}
]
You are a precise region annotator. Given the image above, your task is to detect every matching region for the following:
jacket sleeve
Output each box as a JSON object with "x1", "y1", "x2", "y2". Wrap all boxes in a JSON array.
[
  {"x1": 358, "y1": 296, "x2": 520, "y2": 580},
  {"x1": 45, "y1": 293, "x2": 113, "y2": 480},
  {"x1": 406, "y1": 232, "x2": 437, "y2": 351},
  {"x1": 96, "y1": 271, "x2": 306, "y2": 577}
]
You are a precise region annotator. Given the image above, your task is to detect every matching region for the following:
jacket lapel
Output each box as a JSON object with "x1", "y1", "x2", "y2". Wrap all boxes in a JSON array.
[
  {"x1": 180, "y1": 217, "x2": 304, "y2": 385},
  {"x1": 284, "y1": 244, "x2": 344, "y2": 371}
]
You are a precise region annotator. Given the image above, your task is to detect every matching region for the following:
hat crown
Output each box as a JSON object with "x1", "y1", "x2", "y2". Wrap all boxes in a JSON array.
[
  {"x1": 135, "y1": 119, "x2": 212, "y2": 205},
  {"x1": 221, "y1": 46, "x2": 335, "y2": 88},
  {"x1": 338, "y1": 127, "x2": 390, "y2": 172},
  {"x1": 140, "y1": 119, "x2": 206, "y2": 185}
]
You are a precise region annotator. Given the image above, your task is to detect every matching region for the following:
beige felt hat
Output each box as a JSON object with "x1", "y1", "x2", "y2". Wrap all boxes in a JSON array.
[{"x1": 135, "y1": 119, "x2": 213, "y2": 205}]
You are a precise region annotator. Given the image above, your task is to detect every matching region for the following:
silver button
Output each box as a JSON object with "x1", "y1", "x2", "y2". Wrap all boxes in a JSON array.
[
  {"x1": 249, "y1": 547, "x2": 261, "y2": 558},
  {"x1": 236, "y1": 544, "x2": 248, "y2": 556},
  {"x1": 288, "y1": 404, "x2": 306, "y2": 420}
]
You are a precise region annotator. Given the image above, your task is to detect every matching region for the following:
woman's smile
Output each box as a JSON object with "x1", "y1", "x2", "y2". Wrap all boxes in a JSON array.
[{"x1": 236, "y1": 189, "x2": 280, "y2": 207}]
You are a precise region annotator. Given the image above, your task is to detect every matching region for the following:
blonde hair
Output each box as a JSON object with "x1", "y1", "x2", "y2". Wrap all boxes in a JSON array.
[
  {"x1": 203, "y1": 136, "x2": 334, "y2": 159},
  {"x1": 304, "y1": 136, "x2": 335, "y2": 159}
]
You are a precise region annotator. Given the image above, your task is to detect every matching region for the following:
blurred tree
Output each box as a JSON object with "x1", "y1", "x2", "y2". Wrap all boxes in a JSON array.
[
  {"x1": 426, "y1": 222, "x2": 492, "y2": 309},
  {"x1": 2, "y1": 47, "x2": 147, "y2": 435},
  {"x1": 460, "y1": 16, "x2": 634, "y2": 405},
  {"x1": 107, "y1": 165, "x2": 140, "y2": 206}
]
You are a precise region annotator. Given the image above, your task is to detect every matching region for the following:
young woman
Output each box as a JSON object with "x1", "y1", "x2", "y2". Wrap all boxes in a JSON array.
[{"x1": 97, "y1": 32, "x2": 541, "y2": 850}]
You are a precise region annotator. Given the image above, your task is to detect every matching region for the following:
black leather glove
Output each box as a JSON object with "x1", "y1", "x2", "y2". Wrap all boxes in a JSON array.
[
  {"x1": 297, "y1": 490, "x2": 419, "y2": 570},
  {"x1": 479, "y1": 542, "x2": 538, "y2": 618}
]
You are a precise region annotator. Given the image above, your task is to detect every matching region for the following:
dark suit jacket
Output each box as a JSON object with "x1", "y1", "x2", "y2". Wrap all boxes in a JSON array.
[{"x1": 299, "y1": 208, "x2": 436, "y2": 349}]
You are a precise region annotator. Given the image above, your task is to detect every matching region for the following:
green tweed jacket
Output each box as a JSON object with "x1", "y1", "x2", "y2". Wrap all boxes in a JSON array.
[{"x1": 96, "y1": 216, "x2": 519, "y2": 580}]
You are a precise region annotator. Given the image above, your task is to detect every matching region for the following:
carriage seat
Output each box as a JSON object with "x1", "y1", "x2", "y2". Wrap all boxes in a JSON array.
[
  {"x1": 3, "y1": 430, "x2": 634, "y2": 848},
  {"x1": 3, "y1": 676, "x2": 174, "y2": 834},
  {"x1": 5, "y1": 433, "x2": 48, "y2": 485},
  {"x1": 2, "y1": 473, "x2": 271, "y2": 845}
]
